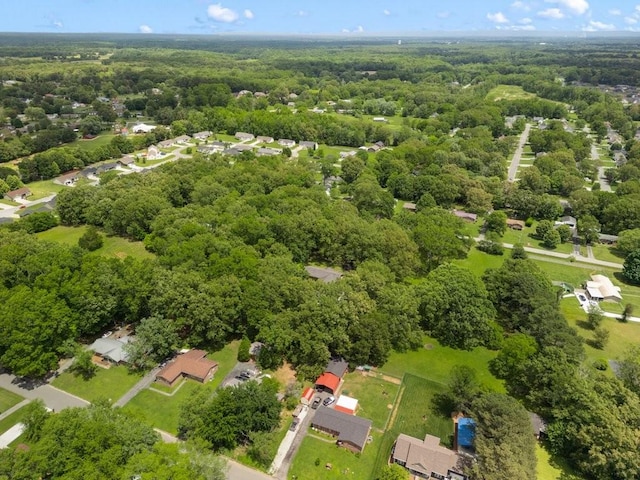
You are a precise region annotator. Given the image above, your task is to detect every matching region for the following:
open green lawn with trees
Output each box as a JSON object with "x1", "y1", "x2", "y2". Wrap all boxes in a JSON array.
[
  {"x1": 52, "y1": 365, "x2": 142, "y2": 404},
  {"x1": 24, "y1": 179, "x2": 65, "y2": 199},
  {"x1": 36, "y1": 225, "x2": 153, "y2": 259},
  {"x1": 288, "y1": 430, "x2": 382, "y2": 480},
  {"x1": 69, "y1": 133, "x2": 116, "y2": 152},
  {"x1": 486, "y1": 85, "x2": 537, "y2": 102},
  {"x1": 0, "y1": 405, "x2": 28, "y2": 436},
  {"x1": 340, "y1": 373, "x2": 399, "y2": 430}
]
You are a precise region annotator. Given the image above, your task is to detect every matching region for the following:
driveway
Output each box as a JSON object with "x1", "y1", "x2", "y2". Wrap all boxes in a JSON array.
[
  {"x1": 508, "y1": 123, "x2": 531, "y2": 182},
  {"x1": 113, "y1": 365, "x2": 162, "y2": 407},
  {"x1": 0, "y1": 370, "x2": 88, "y2": 412},
  {"x1": 219, "y1": 362, "x2": 260, "y2": 388}
]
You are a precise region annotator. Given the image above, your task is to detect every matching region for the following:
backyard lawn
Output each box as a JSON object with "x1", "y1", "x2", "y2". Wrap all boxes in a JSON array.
[
  {"x1": 486, "y1": 84, "x2": 537, "y2": 102},
  {"x1": 0, "y1": 388, "x2": 23, "y2": 414},
  {"x1": 24, "y1": 179, "x2": 65, "y2": 199},
  {"x1": 536, "y1": 443, "x2": 584, "y2": 480},
  {"x1": 123, "y1": 340, "x2": 240, "y2": 434},
  {"x1": 70, "y1": 133, "x2": 116, "y2": 152},
  {"x1": 52, "y1": 365, "x2": 142, "y2": 404},
  {"x1": 288, "y1": 430, "x2": 382, "y2": 480},
  {"x1": 36, "y1": 225, "x2": 154, "y2": 260},
  {"x1": 340, "y1": 373, "x2": 399, "y2": 430},
  {"x1": 0, "y1": 405, "x2": 29, "y2": 435},
  {"x1": 381, "y1": 336, "x2": 503, "y2": 393}
]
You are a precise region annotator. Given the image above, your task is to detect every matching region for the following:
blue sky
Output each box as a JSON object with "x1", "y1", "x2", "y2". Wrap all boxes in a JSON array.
[{"x1": 2, "y1": 1, "x2": 640, "y2": 35}]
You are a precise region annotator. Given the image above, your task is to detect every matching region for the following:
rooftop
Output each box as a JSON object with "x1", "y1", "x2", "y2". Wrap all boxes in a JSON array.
[{"x1": 311, "y1": 407, "x2": 372, "y2": 451}]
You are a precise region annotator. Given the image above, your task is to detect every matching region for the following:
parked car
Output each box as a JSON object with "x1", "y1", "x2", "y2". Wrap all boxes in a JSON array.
[
  {"x1": 311, "y1": 397, "x2": 321, "y2": 409},
  {"x1": 323, "y1": 395, "x2": 335, "y2": 406},
  {"x1": 289, "y1": 419, "x2": 299, "y2": 431}
]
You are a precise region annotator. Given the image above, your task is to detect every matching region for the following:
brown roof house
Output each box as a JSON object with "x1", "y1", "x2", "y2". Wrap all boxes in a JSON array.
[
  {"x1": 5, "y1": 187, "x2": 31, "y2": 201},
  {"x1": 310, "y1": 407, "x2": 372, "y2": 453},
  {"x1": 392, "y1": 433, "x2": 467, "y2": 479},
  {"x1": 156, "y1": 349, "x2": 218, "y2": 387},
  {"x1": 506, "y1": 219, "x2": 525, "y2": 230},
  {"x1": 452, "y1": 210, "x2": 477, "y2": 223}
]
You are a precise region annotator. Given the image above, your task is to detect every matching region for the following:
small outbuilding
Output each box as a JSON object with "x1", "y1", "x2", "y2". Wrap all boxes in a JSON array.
[
  {"x1": 315, "y1": 372, "x2": 341, "y2": 394},
  {"x1": 305, "y1": 266, "x2": 343, "y2": 283},
  {"x1": 335, "y1": 395, "x2": 359, "y2": 415}
]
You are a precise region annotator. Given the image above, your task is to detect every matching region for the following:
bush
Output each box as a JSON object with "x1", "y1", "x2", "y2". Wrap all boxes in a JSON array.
[
  {"x1": 593, "y1": 359, "x2": 608, "y2": 371},
  {"x1": 78, "y1": 226, "x2": 104, "y2": 251},
  {"x1": 525, "y1": 217, "x2": 534, "y2": 227}
]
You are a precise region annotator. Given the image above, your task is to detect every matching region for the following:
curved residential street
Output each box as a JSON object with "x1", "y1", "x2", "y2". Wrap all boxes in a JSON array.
[{"x1": 508, "y1": 123, "x2": 531, "y2": 182}]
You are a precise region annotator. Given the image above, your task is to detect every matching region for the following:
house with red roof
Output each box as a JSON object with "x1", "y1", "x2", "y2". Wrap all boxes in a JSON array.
[{"x1": 156, "y1": 350, "x2": 218, "y2": 387}]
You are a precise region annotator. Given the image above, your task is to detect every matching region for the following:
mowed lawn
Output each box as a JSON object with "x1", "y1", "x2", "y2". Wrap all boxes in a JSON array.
[
  {"x1": 0, "y1": 388, "x2": 23, "y2": 414},
  {"x1": 0, "y1": 405, "x2": 29, "y2": 435},
  {"x1": 381, "y1": 336, "x2": 504, "y2": 393},
  {"x1": 537, "y1": 443, "x2": 584, "y2": 480},
  {"x1": 288, "y1": 430, "x2": 382, "y2": 480},
  {"x1": 69, "y1": 133, "x2": 116, "y2": 152},
  {"x1": 24, "y1": 179, "x2": 66, "y2": 199},
  {"x1": 123, "y1": 340, "x2": 240, "y2": 435},
  {"x1": 486, "y1": 84, "x2": 537, "y2": 102},
  {"x1": 52, "y1": 365, "x2": 142, "y2": 404},
  {"x1": 36, "y1": 225, "x2": 154, "y2": 260},
  {"x1": 340, "y1": 373, "x2": 399, "y2": 430}
]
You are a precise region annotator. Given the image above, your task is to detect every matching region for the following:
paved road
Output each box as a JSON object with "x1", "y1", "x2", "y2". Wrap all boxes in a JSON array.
[
  {"x1": 476, "y1": 238, "x2": 623, "y2": 268},
  {"x1": 113, "y1": 366, "x2": 162, "y2": 407},
  {"x1": 0, "y1": 194, "x2": 57, "y2": 220},
  {"x1": 508, "y1": 123, "x2": 531, "y2": 182},
  {"x1": 227, "y1": 458, "x2": 273, "y2": 480},
  {"x1": 0, "y1": 371, "x2": 88, "y2": 411}
]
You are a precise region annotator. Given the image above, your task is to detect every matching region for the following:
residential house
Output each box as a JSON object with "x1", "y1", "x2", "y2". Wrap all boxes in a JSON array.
[
  {"x1": 235, "y1": 132, "x2": 255, "y2": 141},
  {"x1": 158, "y1": 139, "x2": 175, "y2": 149},
  {"x1": 53, "y1": 171, "x2": 80, "y2": 186},
  {"x1": 132, "y1": 123, "x2": 156, "y2": 134},
  {"x1": 598, "y1": 233, "x2": 618, "y2": 245},
  {"x1": 234, "y1": 144, "x2": 254, "y2": 152},
  {"x1": 373, "y1": 117, "x2": 388, "y2": 122},
  {"x1": 96, "y1": 162, "x2": 118, "y2": 174},
  {"x1": 223, "y1": 148, "x2": 242, "y2": 157},
  {"x1": 305, "y1": 265, "x2": 343, "y2": 283},
  {"x1": 300, "y1": 140, "x2": 318, "y2": 150},
  {"x1": 506, "y1": 219, "x2": 525, "y2": 230},
  {"x1": 530, "y1": 412, "x2": 547, "y2": 440},
  {"x1": 452, "y1": 210, "x2": 478, "y2": 223},
  {"x1": 156, "y1": 349, "x2": 218, "y2": 387},
  {"x1": 310, "y1": 407, "x2": 373, "y2": 453},
  {"x1": 374, "y1": 141, "x2": 385, "y2": 148},
  {"x1": 147, "y1": 145, "x2": 160, "y2": 160},
  {"x1": 585, "y1": 274, "x2": 622, "y2": 302},
  {"x1": 175, "y1": 135, "x2": 192, "y2": 144},
  {"x1": 392, "y1": 433, "x2": 467, "y2": 480},
  {"x1": 403, "y1": 202, "x2": 417, "y2": 212},
  {"x1": 193, "y1": 131, "x2": 212, "y2": 141},
  {"x1": 254, "y1": 91, "x2": 267, "y2": 98},
  {"x1": 257, "y1": 135, "x2": 274, "y2": 144},
  {"x1": 81, "y1": 167, "x2": 97, "y2": 177},
  {"x1": 89, "y1": 336, "x2": 132, "y2": 365},
  {"x1": 559, "y1": 215, "x2": 577, "y2": 229},
  {"x1": 325, "y1": 358, "x2": 349, "y2": 379},
  {"x1": 256, "y1": 147, "x2": 282, "y2": 157},
  {"x1": 197, "y1": 145, "x2": 217, "y2": 155},
  {"x1": 335, "y1": 395, "x2": 359, "y2": 415},
  {"x1": 367, "y1": 144, "x2": 381, "y2": 153},
  {"x1": 339, "y1": 150, "x2": 356, "y2": 159},
  {"x1": 118, "y1": 156, "x2": 135, "y2": 167},
  {"x1": 4, "y1": 187, "x2": 31, "y2": 202},
  {"x1": 278, "y1": 139, "x2": 296, "y2": 148}
]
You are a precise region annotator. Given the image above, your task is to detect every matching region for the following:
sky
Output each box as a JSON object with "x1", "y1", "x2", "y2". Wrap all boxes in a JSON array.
[{"x1": 2, "y1": 1, "x2": 640, "y2": 35}]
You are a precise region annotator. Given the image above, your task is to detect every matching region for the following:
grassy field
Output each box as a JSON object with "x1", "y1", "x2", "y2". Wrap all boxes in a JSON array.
[
  {"x1": 52, "y1": 365, "x2": 142, "y2": 404},
  {"x1": 340, "y1": 373, "x2": 399, "y2": 430},
  {"x1": 536, "y1": 443, "x2": 584, "y2": 480},
  {"x1": 70, "y1": 133, "x2": 116, "y2": 152},
  {"x1": 288, "y1": 430, "x2": 382, "y2": 480},
  {"x1": 381, "y1": 336, "x2": 504, "y2": 393},
  {"x1": 123, "y1": 340, "x2": 239, "y2": 434},
  {"x1": 486, "y1": 85, "x2": 537, "y2": 102},
  {"x1": 24, "y1": 179, "x2": 65, "y2": 199},
  {"x1": 590, "y1": 244, "x2": 624, "y2": 264},
  {"x1": 36, "y1": 225, "x2": 154, "y2": 260},
  {"x1": 0, "y1": 388, "x2": 23, "y2": 414},
  {"x1": 502, "y1": 223, "x2": 577, "y2": 255}
]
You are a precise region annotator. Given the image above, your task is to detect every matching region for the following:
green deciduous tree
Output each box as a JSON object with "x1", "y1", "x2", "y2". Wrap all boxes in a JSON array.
[
  {"x1": 125, "y1": 315, "x2": 179, "y2": 369},
  {"x1": 78, "y1": 225, "x2": 104, "y2": 251},
  {"x1": 622, "y1": 249, "x2": 640, "y2": 285}
]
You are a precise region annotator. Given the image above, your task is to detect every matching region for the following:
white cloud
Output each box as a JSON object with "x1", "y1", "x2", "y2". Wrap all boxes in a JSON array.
[
  {"x1": 487, "y1": 12, "x2": 509, "y2": 24},
  {"x1": 53, "y1": 20, "x2": 63, "y2": 28},
  {"x1": 625, "y1": 16, "x2": 638, "y2": 24},
  {"x1": 355, "y1": 25, "x2": 364, "y2": 33},
  {"x1": 499, "y1": 24, "x2": 536, "y2": 30},
  {"x1": 294, "y1": 10, "x2": 308, "y2": 17},
  {"x1": 583, "y1": 20, "x2": 615, "y2": 31},
  {"x1": 545, "y1": 0, "x2": 589, "y2": 15},
  {"x1": 437, "y1": 11, "x2": 450, "y2": 19},
  {"x1": 609, "y1": 9, "x2": 621, "y2": 16},
  {"x1": 519, "y1": 17, "x2": 533, "y2": 24},
  {"x1": 511, "y1": 1, "x2": 530, "y2": 11},
  {"x1": 243, "y1": 9, "x2": 254, "y2": 19},
  {"x1": 383, "y1": 9, "x2": 391, "y2": 16},
  {"x1": 538, "y1": 8, "x2": 564, "y2": 19},
  {"x1": 341, "y1": 28, "x2": 350, "y2": 33},
  {"x1": 139, "y1": 24, "x2": 153, "y2": 33},
  {"x1": 207, "y1": 3, "x2": 239, "y2": 23}
]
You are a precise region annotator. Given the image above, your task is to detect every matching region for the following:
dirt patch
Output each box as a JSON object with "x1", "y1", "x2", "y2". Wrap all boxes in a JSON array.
[
  {"x1": 114, "y1": 252, "x2": 128, "y2": 259},
  {"x1": 272, "y1": 362, "x2": 297, "y2": 387},
  {"x1": 424, "y1": 343, "x2": 434, "y2": 350},
  {"x1": 365, "y1": 371, "x2": 402, "y2": 385}
]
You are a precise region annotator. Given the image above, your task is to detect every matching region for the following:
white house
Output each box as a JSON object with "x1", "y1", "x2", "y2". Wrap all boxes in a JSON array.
[
  {"x1": 278, "y1": 139, "x2": 296, "y2": 148},
  {"x1": 147, "y1": 145, "x2": 160, "y2": 160},
  {"x1": 585, "y1": 274, "x2": 622, "y2": 302},
  {"x1": 132, "y1": 123, "x2": 156, "y2": 134}
]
